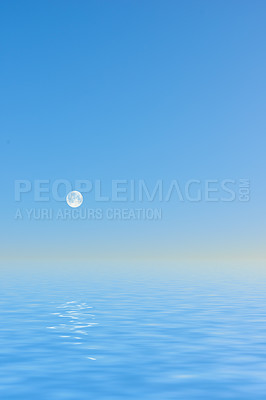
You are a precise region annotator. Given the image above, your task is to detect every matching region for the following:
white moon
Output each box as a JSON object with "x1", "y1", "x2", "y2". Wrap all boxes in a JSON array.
[{"x1": 66, "y1": 191, "x2": 83, "y2": 208}]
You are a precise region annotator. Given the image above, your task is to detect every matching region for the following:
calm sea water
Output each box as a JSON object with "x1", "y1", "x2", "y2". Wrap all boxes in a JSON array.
[{"x1": 0, "y1": 262, "x2": 266, "y2": 399}]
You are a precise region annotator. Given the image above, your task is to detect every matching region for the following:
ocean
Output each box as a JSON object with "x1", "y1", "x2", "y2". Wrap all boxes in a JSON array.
[{"x1": 0, "y1": 261, "x2": 266, "y2": 399}]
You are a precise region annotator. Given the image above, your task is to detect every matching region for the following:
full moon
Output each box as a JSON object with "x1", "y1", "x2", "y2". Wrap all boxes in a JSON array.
[{"x1": 66, "y1": 191, "x2": 83, "y2": 208}]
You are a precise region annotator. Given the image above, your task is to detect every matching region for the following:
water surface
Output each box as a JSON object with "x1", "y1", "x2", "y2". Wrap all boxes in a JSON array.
[{"x1": 0, "y1": 262, "x2": 266, "y2": 399}]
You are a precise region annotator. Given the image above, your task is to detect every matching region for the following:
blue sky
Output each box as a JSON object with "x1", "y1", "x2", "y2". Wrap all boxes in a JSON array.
[{"x1": 0, "y1": 1, "x2": 265, "y2": 260}]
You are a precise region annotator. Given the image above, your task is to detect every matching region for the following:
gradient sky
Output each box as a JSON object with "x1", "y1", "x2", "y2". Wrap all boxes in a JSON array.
[{"x1": 0, "y1": 0, "x2": 265, "y2": 260}]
